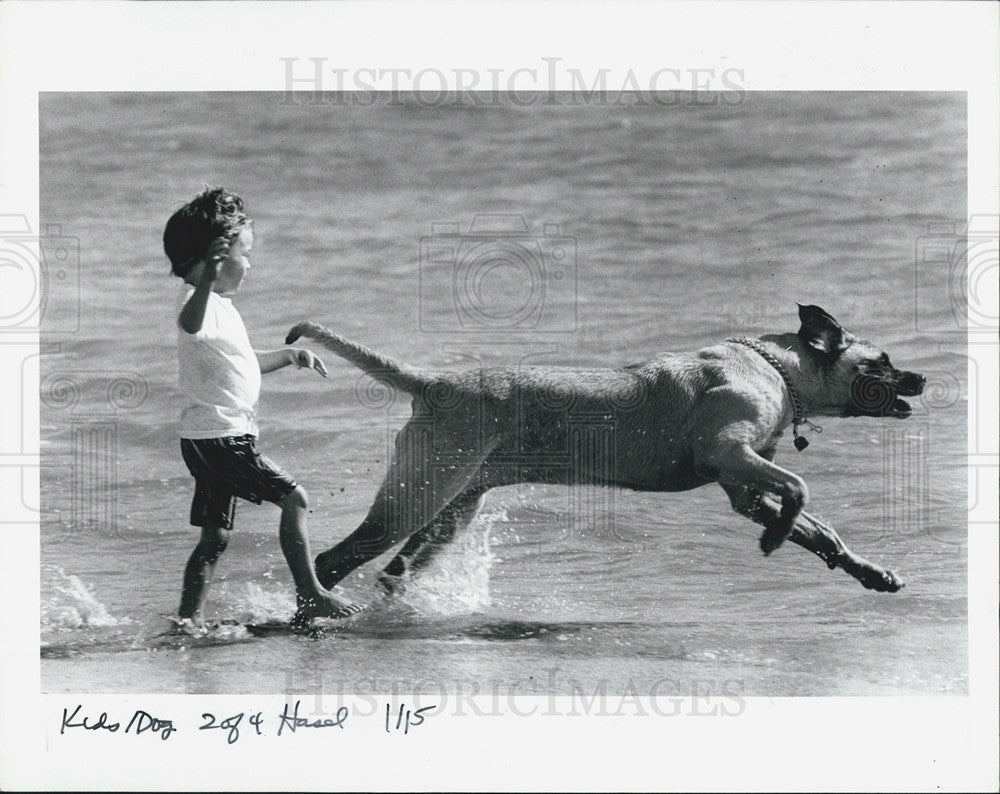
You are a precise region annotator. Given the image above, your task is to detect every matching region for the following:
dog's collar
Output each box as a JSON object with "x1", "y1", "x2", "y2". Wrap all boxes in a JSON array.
[{"x1": 727, "y1": 337, "x2": 822, "y2": 451}]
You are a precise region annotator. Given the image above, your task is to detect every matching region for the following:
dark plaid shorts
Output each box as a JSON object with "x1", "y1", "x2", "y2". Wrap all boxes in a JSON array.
[{"x1": 180, "y1": 434, "x2": 297, "y2": 530}]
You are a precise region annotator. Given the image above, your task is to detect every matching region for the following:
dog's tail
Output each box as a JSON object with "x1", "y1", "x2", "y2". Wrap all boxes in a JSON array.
[{"x1": 285, "y1": 321, "x2": 433, "y2": 395}]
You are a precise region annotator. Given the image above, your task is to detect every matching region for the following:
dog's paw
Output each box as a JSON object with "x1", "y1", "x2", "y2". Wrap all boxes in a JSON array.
[
  {"x1": 759, "y1": 525, "x2": 791, "y2": 556},
  {"x1": 285, "y1": 321, "x2": 325, "y2": 345},
  {"x1": 838, "y1": 554, "x2": 905, "y2": 593},
  {"x1": 859, "y1": 565, "x2": 905, "y2": 593}
]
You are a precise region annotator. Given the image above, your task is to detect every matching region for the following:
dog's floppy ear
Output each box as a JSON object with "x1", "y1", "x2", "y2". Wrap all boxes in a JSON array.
[{"x1": 797, "y1": 304, "x2": 848, "y2": 357}]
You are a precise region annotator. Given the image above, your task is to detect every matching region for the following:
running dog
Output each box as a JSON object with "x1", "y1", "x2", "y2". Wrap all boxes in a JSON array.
[{"x1": 286, "y1": 305, "x2": 925, "y2": 596}]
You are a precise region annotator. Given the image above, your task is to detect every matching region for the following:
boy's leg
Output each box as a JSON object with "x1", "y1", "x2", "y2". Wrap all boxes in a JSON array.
[
  {"x1": 178, "y1": 522, "x2": 231, "y2": 623},
  {"x1": 278, "y1": 485, "x2": 361, "y2": 622},
  {"x1": 178, "y1": 438, "x2": 240, "y2": 625},
  {"x1": 197, "y1": 436, "x2": 359, "y2": 623}
]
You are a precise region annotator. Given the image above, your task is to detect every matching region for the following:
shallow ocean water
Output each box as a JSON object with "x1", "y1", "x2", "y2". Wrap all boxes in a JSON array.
[{"x1": 38, "y1": 91, "x2": 967, "y2": 695}]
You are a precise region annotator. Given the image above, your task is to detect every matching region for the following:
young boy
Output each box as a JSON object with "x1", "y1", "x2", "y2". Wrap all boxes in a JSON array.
[{"x1": 164, "y1": 187, "x2": 358, "y2": 629}]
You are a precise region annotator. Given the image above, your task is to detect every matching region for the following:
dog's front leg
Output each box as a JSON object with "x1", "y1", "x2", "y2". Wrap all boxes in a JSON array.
[
  {"x1": 709, "y1": 444, "x2": 808, "y2": 555},
  {"x1": 791, "y1": 509, "x2": 905, "y2": 591},
  {"x1": 723, "y1": 485, "x2": 904, "y2": 592}
]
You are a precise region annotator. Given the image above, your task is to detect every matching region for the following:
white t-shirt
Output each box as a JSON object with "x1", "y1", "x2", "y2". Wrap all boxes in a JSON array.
[{"x1": 177, "y1": 286, "x2": 261, "y2": 438}]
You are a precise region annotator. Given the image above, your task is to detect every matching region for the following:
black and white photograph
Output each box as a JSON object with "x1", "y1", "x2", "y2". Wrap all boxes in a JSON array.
[
  {"x1": 2, "y1": 2, "x2": 998, "y2": 791},
  {"x1": 37, "y1": 89, "x2": 969, "y2": 694}
]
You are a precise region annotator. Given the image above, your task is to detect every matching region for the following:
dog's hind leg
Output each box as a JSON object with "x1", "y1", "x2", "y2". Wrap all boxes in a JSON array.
[
  {"x1": 722, "y1": 484, "x2": 904, "y2": 592},
  {"x1": 315, "y1": 425, "x2": 498, "y2": 589},
  {"x1": 377, "y1": 488, "x2": 487, "y2": 595}
]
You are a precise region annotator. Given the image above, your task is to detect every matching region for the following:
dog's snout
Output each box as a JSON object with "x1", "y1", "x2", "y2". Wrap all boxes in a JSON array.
[{"x1": 895, "y1": 371, "x2": 926, "y2": 397}]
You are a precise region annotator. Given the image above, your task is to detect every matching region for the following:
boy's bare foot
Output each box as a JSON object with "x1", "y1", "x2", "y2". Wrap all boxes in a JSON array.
[{"x1": 292, "y1": 591, "x2": 363, "y2": 625}]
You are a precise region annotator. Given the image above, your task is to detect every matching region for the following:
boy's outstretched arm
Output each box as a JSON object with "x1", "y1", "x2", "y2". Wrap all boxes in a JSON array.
[
  {"x1": 177, "y1": 237, "x2": 228, "y2": 334},
  {"x1": 256, "y1": 348, "x2": 328, "y2": 376}
]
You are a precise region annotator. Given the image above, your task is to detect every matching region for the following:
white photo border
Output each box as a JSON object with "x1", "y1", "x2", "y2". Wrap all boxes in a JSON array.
[{"x1": 1, "y1": 1, "x2": 997, "y2": 791}]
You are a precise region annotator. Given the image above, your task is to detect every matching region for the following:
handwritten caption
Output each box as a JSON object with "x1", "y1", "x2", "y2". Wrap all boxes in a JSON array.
[{"x1": 60, "y1": 700, "x2": 435, "y2": 743}]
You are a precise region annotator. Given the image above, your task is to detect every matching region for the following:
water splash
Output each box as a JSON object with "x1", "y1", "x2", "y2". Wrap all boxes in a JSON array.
[
  {"x1": 41, "y1": 566, "x2": 122, "y2": 631},
  {"x1": 398, "y1": 505, "x2": 503, "y2": 616},
  {"x1": 239, "y1": 581, "x2": 297, "y2": 623}
]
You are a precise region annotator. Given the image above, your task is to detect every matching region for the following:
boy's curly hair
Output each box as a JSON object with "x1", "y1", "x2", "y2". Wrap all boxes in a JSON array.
[{"x1": 163, "y1": 187, "x2": 251, "y2": 277}]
